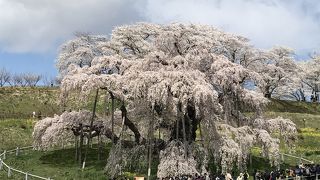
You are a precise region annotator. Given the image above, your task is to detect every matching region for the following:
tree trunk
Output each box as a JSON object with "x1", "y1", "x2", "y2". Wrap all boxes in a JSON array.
[
  {"x1": 104, "y1": 128, "x2": 119, "y2": 144},
  {"x1": 120, "y1": 104, "x2": 145, "y2": 144},
  {"x1": 104, "y1": 91, "x2": 109, "y2": 117},
  {"x1": 180, "y1": 103, "x2": 188, "y2": 159},
  {"x1": 118, "y1": 116, "x2": 126, "y2": 175},
  {"x1": 176, "y1": 108, "x2": 180, "y2": 140},
  {"x1": 75, "y1": 135, "x2": 78, "y2": 161},
  {"x1": 264, "y1": 93, "x2": 272, "y2": 98},
  {"x1": 79, "y1": 131, "x2": 83, "y2": 166},
  {"x1": 264, "y1": 85, "x2": 272, "y2": 98},
  {"x1": 187, "y1": 104, "x2": 198, "y2": 142},
  {"x1": 170, "y1": 103, "x2": 198, "y2": 142},
  {"x1": 109, "y1": 92, "x2": 115, "y2": 144}
]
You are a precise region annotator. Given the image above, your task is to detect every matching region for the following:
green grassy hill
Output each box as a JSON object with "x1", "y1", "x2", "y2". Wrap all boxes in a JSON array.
[
  {"x1": 267, "y1": 99, "x2": 320, "y2": 115},
  {"x1": 0, "y1": 87, "x2": 60, "y2": 119}
]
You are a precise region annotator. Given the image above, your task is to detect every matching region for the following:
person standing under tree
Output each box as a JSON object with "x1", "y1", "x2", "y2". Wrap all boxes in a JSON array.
[
  {"x1": 236, "y1": 173, "x2": 243, "y2": 180},
  {"x1": 243, "y1": 171, "x2": 249, "y2": 180}
]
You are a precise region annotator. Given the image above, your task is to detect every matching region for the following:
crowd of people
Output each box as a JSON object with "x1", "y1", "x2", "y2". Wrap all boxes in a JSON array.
[
  {"x1": 252, "y1": 163, "x2": 320, "y2": 180},
  {"x1": 158, "y1": 172, "x2": 243, "y2": 180},
  {"x1": 158, "y1": 163, "x2": 320, "y2": 180},
  {"x1": 158, "y1": 173, "x2": 211, "y2": 179}
]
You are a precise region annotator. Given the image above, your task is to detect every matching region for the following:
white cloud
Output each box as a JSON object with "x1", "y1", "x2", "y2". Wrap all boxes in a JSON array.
[
  {"x1": 0, "y1": 0, "x2": 320, "y2": 54},
  {"x1": 139, "y1": 0, "x2": 320, "y2": 52},
  {"x1": 0, "y1": 0, "x2": 142, "y2": 53}
]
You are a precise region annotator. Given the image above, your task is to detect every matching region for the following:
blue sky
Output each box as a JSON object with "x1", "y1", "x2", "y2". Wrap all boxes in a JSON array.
[
  {"x1": 1, "y1": 0, "x2": 320, "y2": 77},
  {"x1": 0, "y1": 52, "x2": 57, "y2": 77}
]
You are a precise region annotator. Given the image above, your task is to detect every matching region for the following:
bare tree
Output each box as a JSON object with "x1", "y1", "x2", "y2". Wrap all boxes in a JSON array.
[
  {"x1": 23, "y1": 73, "x2": 42, "y2": 86},
  {"x1": 0, "y1": 67, "x2": 11, "y2": 87},
  {"x1": 42, "y1": 75, "x2": 57, "y2": 87},
  {"x1": 54, "y1": 76, "x2": 62, "y2": 86},
  {"x1": 12, "y1": 73, "x2": 26, "y2": 86},
  {"x1": 300, "y1": 57, "x2": 320, "y2": 102}
]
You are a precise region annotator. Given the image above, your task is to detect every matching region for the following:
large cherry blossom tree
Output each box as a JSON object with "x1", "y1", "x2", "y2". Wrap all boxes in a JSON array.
[
  {"x1": 253, "y1": 46, "x2": 298, "y2": 98},
  {"x1": 299, "y1": 57, "x2": 320, "y2": 102},
  {"x1": 33, "y1": 23, "x2": 297, "y2": 178}
]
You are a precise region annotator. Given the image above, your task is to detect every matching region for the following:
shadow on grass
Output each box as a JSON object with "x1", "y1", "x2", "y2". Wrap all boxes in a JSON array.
[
  {"x1": 38, "y1": 144, "x2": 159, "y2": 178},
  {"x1": 39, "y1": 144, "x2": 112, "y2": 170},
  {"x1": 248, "y1": 155, "x2": 291, "y2": 175}
]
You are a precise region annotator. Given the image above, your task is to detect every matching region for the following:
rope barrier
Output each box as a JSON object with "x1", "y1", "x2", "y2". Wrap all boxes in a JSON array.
[
  {"x1": 281, "y1": 153, "x2": 314, "y2": 164},
  {"x1": 0, "y1": 146, "x2": 52, "y2": 180}
]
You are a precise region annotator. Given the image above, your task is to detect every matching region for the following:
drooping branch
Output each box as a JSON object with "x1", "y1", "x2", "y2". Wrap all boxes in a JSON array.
[
  {"x1": 187, "y1": 103, "x2": 198, "y2": 142},
  {"x1": 104, "y1": 127, "x2": 119, "y2": 144}
]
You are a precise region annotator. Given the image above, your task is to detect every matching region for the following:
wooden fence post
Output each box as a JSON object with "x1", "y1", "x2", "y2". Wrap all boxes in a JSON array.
[
  {"x1": 8, "y1": 167, "x2": 11, "y2": 177},
  {"x1": 25, "y1": 172, "x2": 28, "y2": 180},
  {"x1": 16, "y1": 147, "x2": 20, "y2": 156},
  {"x1": 299, "y1": 154, "x2": 302, "y2": 164},
  {"x1": 85, "y1": 137, "x2": 88, "y2": 145},
  {"x1": 0, "y1": 159, "x2": 3, "y2": 170},
  {"x1": 3, "y1": 150, "x2": 6, "y2": 160}
]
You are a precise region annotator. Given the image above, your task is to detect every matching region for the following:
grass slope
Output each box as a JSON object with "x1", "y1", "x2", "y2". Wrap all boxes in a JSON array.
[
  {"x1": 0, "y1": 87, "x2": 59, "y2": 119},
  {"x1": 0, "y1": 119, "x2": 34, "y2": 151},
  {"x1": 267, "y1": 99, "x2": 320, "y2": 115},
  {"x1": 263, "y1": 99, "x2": 320, "y2": 164},
  {"x1": 0, "y1": 145, "x2": 110, "y2": 180}
]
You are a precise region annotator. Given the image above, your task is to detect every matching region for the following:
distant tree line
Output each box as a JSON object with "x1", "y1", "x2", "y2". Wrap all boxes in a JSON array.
[{"x1": 0, "y1": 67, "x2": 60, "y2": 87}]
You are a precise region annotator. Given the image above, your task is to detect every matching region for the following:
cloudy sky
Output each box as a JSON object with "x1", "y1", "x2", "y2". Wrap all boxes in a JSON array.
[{"x1": 1, "y1": 0, "x2": 320, "y2": 77}]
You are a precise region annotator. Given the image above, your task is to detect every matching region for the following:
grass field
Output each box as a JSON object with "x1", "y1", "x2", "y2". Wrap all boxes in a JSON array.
[
  {"x1": 264, "y1": 99, "x2": 320, "y2": 164},
  {"x1": 266, "y1": 99, "x2": 320, "y2": 115},
  {"x1": 0, "y1": 87, "x2": 59, "y2": 119},
  {"x1": 0, "y1": 119, "x2": 35, "y2": 152},
  {"x1": 0, "y1": 87, "x2": 319, "y2": 179},
  {"x1": 0, "y1": 146, "x2": 109, "y2": 180}
]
